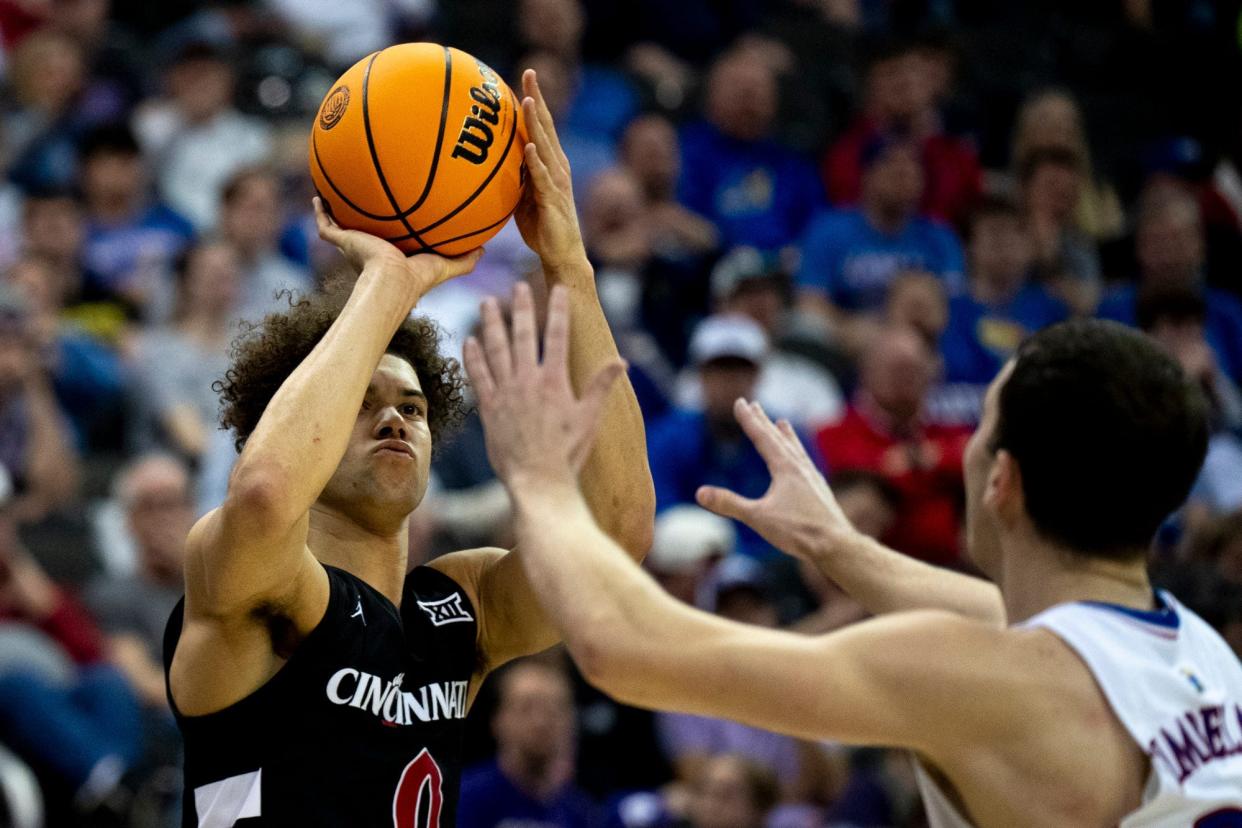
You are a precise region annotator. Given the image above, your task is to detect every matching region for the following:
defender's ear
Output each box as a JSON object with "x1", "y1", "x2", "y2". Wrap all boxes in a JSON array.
[{"x1": 985, "y1": 449, "x2": 1026, "y2": 527}]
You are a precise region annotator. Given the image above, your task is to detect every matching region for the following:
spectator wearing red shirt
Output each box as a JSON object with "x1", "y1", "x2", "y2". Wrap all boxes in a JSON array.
[
  {"x1": 0, "y1": 469, "x2": 102, "y2": 666},
  {"x1": 822, "y1": 39, "x2": 981, "y2": 227},
  {"x1": 815, "y1": 326, "x2": 969, "y2": 565}
]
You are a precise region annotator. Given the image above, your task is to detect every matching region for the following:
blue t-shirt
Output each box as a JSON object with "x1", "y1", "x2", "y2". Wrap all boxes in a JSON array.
[
  {"x1": 1097, "y1": 284, "x2": 1242, "y2": 383},
  {"x1": 565, "y1": 65, "x2": 639, "y2": 143},
  {"x1": 940, "y1": 283, "x2": 1070, "y2": 384},
  {"x1": 797, "y1": 207, "x2": 965, "y2": 312},
  {"x1": 649, "y1": 409, "x2": 809, "y2": 559},
  {"x1": 457, "y1": 761, "x2": 597, "y2": 828},
  {"x1": 677, "y1": 121, "x2": 823, "y2": 251},
  {"x1": 83, "y1": 203, "x2": 195, "y2": 295}
]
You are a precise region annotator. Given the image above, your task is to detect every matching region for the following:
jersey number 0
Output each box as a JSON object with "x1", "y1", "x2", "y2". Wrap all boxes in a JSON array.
[{"x1": 392, "y1": 749, "x2": 445, "y2": 828}]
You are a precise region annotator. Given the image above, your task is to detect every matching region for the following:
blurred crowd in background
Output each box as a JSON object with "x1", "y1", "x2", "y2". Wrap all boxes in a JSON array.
[{"x1": 1, "y1": 0, "x2": 1242, "y2": 826}]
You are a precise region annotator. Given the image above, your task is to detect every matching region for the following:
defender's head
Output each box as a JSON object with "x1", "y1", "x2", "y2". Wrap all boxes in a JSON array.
[
  {"x1": 217, "y1": 279, "x2": 466, "y2": 531},
  {"x1": 964, "y1": 319, "x2": 1208, "y2": 575}
]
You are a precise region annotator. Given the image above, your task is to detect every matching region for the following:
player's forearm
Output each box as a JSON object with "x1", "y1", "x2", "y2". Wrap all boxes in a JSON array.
[
  {"x1": 230, "y1": 266, "x2": 420, "y2": 520},
  {"x1": 808, "y1": 531, "x2": 1005, "y2": 625},
  {"x1": 509, "y1": 479, "x2": 666, "y2": 679},
  {"x1": 545, "y1": 258, "x2": 655, "y2": 559}
]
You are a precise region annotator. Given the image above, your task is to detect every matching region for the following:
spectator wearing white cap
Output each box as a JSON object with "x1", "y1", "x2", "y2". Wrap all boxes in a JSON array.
[
  {"x1": 645, "y1": 505, "x2": 734, "y2": 606},
  {"x1": 648, "y1": 314, "x2": 824, "y2": 560},
  {"x1": 674, "y1": 248, "x2": 843, "y2": 428}
]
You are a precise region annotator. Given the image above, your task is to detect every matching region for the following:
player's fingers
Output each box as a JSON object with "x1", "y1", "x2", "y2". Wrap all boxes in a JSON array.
[
  {"x1": 462, "y1": 336, "x2": 495, "y2": 406},
  {"x1": 511, "y1": 281, "x2": 538, "y2": 375},
  {"x1": 432, "y1": 246, "x2": 484, "y2": 286},
  {"x1": 522, "y1": 140, "x2": 553, "y2": 194},
  {"x1": 523, "y1": 73, "x2": 570, "y2": 176},
  {"x1": 521, "y1": 98, "x2": 567, "y2": 186},
  {"x1": 479, "y1": 296, "x2": 513, "y2": 384},
  {"x1": 775, "y1": 417, "x2": 811, "y2": 462},
  {"x1": 733, "y1": 398, "x2": 786, "y2": 467},
  {"x1": 541, "y1": 284, "x2": 570, "y2": 380},
  {"x1": 313, "y1": 197, "x2": 344, "y2": 245},
  {"x1": 695, "y1": 485, "x2": 757, "y2": 522}
]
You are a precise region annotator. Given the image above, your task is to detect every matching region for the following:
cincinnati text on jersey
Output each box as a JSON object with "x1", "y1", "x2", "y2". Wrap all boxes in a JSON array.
[{"x1": 325, "y1": 669, "x2": 469, "y2": 725}]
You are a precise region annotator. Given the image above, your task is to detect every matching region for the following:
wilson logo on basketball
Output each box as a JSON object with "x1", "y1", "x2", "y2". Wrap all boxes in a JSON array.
[
  {"x1": 319, "y1": 85, "x2": 350, "y2": 131},
  {"x1": 451, "y1": 61, "x2": 503, "y2": 165}
]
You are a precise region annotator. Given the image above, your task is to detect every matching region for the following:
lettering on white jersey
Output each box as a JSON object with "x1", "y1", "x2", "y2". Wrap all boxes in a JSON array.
[{"x1": 1147, "y1": 703, "x2": 1242, "y2": 783}]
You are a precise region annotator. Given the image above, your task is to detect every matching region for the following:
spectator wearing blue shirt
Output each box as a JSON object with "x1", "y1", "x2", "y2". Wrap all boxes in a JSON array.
[
  {"x1": 677, "y1": 48, "x2": 822, "y2": 252},
  {"x1": 939, "y1": 198, "x2": 1069, "y2": 405},
  {"x1": 4, "y1": 256, "x2": 125, "y2": 450},
  {"x1": 459, "y1": 659, "x2": 596, "y2": 828},
  {"x1": 1097, "y1": 188, "x2": 1242, "y2": 384},
  {"x1": 798, "y1": 134, "x2": 965, "y2": 356},
  {"x1": 649, "y1": 315, "x2": 809, "y2": 559},
  {"x1": 78, "y1": 125, "x2": 194, "y2": 321}
]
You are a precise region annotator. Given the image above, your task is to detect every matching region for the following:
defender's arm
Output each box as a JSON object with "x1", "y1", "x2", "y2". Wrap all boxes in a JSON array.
[
  {"x1": 697, "y1": 400, "x2": 1005, "y2": 626},
  {"x1": 508, "y1": 482, "x2": 1027, "y2": 751}
]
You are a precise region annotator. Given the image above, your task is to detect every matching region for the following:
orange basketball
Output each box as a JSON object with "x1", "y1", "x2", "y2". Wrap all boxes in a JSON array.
[{"x1": 309, "y1": 43, "x2": 527, "y2": 257}]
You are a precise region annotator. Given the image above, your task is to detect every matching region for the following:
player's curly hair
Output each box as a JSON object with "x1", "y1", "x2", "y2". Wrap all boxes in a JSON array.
[{"x1": 214, "y1": 275, "x2": 467, "y2": 452}]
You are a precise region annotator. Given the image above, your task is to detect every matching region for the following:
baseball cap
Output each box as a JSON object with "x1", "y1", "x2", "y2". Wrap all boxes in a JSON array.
[
  {"x1": 648, "y1": 505, "x2": 735, "y2": 574},
  {"x1": 706, "y1": 554, "x2": 773, "y2": 610},
  {"x1": 710, "y1": 246, "x2": 781, "y2": 301},
  {"x1": 688, "y1": 314, "x2": 768, "y2": 367}
]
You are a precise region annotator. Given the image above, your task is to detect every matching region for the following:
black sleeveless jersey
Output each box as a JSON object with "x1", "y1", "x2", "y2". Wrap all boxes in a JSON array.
[{"x1": 162, "y1": 564, "x2": 479, "y2": 827}]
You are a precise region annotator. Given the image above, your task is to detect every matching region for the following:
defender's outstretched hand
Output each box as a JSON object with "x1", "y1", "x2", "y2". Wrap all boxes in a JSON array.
[
  {"x1": 696, "y1": 399, "x2": 857, "y2": 561},
  {"x1": 313, "y1": 196, "x2": 482, "y2": 295},
  {"x1": 513, "y1": 69, "x2": 586, "y2": 271},
  {"x1": 464, "y1": 282, "x2": 625, "y2": 486}
]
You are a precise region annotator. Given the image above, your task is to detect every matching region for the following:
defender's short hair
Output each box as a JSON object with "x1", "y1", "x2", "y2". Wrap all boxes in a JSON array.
[{"x1": 991, "y1": 319, "x2": 1208, "y2": 559}]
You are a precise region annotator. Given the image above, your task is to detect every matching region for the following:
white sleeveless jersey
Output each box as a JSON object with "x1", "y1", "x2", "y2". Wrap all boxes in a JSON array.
[{"x1": 915, "y1": 591, "x2": 1242, "y2": 827}]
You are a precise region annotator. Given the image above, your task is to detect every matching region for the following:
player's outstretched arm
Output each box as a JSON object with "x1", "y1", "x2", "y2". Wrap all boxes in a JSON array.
[
  {"x1": 512, "y1": 68, "x2": 654, "y2": 558},
  {"x1": 184, "y1": 202, "x2": 481, "y2": 623},
  {"x1": 463, "y1": 282, "x2": 1029, "y2": 752},
  {"x1": 432, "y1": 69, "x2": 654, "y2": 677},
  {"x1": 696, "y1": 404, "x2": 1005, "y2": 626}
]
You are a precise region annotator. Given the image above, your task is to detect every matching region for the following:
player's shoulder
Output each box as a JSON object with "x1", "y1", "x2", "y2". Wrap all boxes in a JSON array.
[{"x1": 417, "y1": 547, "x2": 503, "y2": 613}]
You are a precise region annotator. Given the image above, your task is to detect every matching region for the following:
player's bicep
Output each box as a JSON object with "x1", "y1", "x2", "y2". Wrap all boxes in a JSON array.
[
  {"x1": 427, "y1": 546, "x2": 559, "y2": 677},
  {"x1": 183, "y1": 503, "x2": 323, "y2": 625},
  {"x1": 598, "y1": 606, "x2": 1018, "y2": 754}
]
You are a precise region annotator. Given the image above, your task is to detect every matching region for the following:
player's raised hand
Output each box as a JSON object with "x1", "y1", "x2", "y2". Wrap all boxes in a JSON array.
[
  {"x1": 464, "y1": 282, "x2": 624, "y2": 486},
  {"x1": 513, "y1": 69, "x2": 586, "y2": 272},
  {"x1": 314, "y1": 196, "x2": 482, "y2": 295},
  {"x1": 696, "y1": 400, "x2": 857, "y2": 561}
]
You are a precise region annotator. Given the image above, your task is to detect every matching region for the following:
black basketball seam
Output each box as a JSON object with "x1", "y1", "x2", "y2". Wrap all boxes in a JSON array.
[
  {"x1": 384, "y1": 211, "x2": 512, "y2": 247},
  {"x1": 362, "y1": 49, "x2": 427, "y2": 247},
  {"x1": 312, "y1": 130, "x2": 402, "y2": 221},
  {"x1": 413, "y1": 83, "x2": 520, "y2": 235},
  {"x1": 398, "y1": 46, "x2": 454, "y2": 217}
]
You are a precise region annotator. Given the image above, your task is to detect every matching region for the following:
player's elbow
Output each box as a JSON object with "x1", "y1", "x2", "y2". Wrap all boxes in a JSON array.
[
  {"x1": 613, "y1": 482, "x2": 656, "y2": 560},
  {"x1": 224, "y1": 466, "x2": 294, "y2": 532}
]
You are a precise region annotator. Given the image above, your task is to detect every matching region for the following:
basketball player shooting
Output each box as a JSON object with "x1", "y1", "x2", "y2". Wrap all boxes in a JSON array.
[
  {"x1": 465, "y1": 289, "x2": 1242, "y2": 826},
  {"x1": 162, "y1": 71, "x2": 654, "y2": 827}
]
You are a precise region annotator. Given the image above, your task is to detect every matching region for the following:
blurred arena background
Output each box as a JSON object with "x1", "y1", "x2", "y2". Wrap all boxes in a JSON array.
[{"x1": 0, "y1": 0, "x2": 1241, "y2": 825}]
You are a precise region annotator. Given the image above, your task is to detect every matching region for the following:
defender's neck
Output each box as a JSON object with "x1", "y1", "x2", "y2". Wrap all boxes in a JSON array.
[{"x1": 997, "y1": 533, "x2": 1154, "y2": 626}]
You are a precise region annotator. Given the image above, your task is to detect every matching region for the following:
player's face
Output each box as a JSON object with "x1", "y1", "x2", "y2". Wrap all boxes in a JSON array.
[
  {"x1": 319, "y1": 354, "x2": 433, "y2": 527},
  {"x1": 963, "y1": 362, "x2": 1010, "y2": 577}
]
